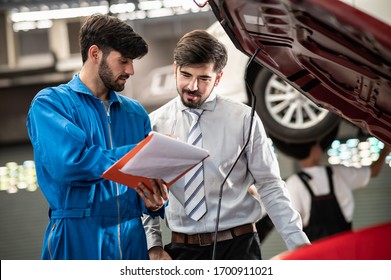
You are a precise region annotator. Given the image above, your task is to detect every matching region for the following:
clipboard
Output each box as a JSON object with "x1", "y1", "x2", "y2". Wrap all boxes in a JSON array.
[{"x1": 101, "y1": 132, "x2": 209, "y2": 190}]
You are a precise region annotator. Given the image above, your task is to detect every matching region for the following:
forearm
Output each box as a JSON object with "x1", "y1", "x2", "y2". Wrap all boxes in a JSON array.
[
  {"x1": 142, "y1": 215, "x2": 164, "y2": 250},
  {"x1": 371, "y1": 145, "x2": 391, "y2": 177}
]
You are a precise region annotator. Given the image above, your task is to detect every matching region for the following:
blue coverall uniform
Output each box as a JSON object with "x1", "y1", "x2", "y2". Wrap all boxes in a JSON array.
[{"x1": 27, "y1": 74, "x2": 159, "y2": 259}]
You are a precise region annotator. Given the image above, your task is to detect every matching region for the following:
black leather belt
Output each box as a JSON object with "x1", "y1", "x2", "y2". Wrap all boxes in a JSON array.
[{"x1": 171, "y1": 223, "x2": 257, "y2": 246}]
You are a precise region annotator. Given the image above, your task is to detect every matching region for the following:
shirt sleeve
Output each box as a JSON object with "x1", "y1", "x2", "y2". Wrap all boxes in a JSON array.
[
  {"x1": 142, "y1": 214, "x2": 164, "y2": 250},
  {"x1": 285, "y1": 174, "x2": 310, "y2": 227},
  {"x1": 335, "y1": 165, "x2": 371, "y2": 191},
  {"x1": 248, "y1": 113, "x2": 311, "y2": 249}
]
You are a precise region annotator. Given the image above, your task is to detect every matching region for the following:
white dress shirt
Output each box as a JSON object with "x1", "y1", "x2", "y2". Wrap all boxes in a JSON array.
[
  {"x1": 285, "y1": 165, "x2": 371, "y2": 226},
  {"x1": 144, "y1": 92, "x2": 310, "y2": 250}
]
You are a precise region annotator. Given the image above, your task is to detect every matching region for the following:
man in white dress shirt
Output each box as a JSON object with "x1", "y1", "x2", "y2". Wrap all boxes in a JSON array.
[{"x1": 143, "y1": 29, "x2": 310, "y2": 260}]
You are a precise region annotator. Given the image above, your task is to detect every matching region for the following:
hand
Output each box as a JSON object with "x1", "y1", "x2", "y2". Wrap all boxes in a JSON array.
[
  {"x1": 165, "y1": 134, "x2": 177, "y2": 138},
  {"x1": 149, "y1": 246, "x2": 172, "y2": 260},
  {"x1": 135, "y1": 179, "x2": 169, "y2": 212}
]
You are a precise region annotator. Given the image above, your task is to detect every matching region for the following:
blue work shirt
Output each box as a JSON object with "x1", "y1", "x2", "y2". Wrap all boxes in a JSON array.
[{"x1": 26, "y1": 74, "x2": 157, "y2": 259}]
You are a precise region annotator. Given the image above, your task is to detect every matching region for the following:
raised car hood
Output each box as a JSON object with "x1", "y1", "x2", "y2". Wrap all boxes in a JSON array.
[{"x1": 206, "y1": 0, "x2": 391, "y2": 145}]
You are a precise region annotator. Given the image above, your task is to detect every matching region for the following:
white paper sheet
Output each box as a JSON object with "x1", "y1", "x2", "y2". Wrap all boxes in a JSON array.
[{"x1": 119, "y1": 132, "x2": 209, "y2": 183}]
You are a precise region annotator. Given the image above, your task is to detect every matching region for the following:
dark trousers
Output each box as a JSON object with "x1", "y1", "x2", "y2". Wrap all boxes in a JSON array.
[{"x1": 164, "y1": 232, "x2": 262, "y2": 260}]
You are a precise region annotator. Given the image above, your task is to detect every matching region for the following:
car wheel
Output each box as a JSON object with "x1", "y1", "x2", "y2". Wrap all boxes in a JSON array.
[
  {"x1": 252, "y1": 68, "x2": 340, "y2": 143},
  {"x1": 269, "y1": 122, "x2": 340, "y2": 160}
]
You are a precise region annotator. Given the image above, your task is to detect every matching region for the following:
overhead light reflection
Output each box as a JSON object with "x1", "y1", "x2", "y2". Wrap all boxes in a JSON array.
[
  {"x1": 135, "y1": 10, "x2": 147, "y2": 19},
  {"x1": 327, "y1": 137, "x2": 390, "y2": 168},
  {"x1": 163, "y1": 0, "x2": 182, "y2": 8},
  {"x1": 138, "y1": 0, "x2": 163, "y2": 11},
  {"x1": 13, "y1": 21, "x2": 36, "y2": 32},
  {"x1": 10, "y1": 5, "x2": 109, "y2": 22},
  {"x1": 0, "y1": 160, "x2": 38, "y2": 194},
  {"x1": 110, "y1": 3, "x2": 136, "y2": 14},
  {"x1": 182, "y1": 0, "x2": 200, "y2": 10},
  {"x1": 9, "y1": 1, "x2": 210, "y2": 32},
  {"x1": 147, "y1": 8, "x2": 174, "y2": 18},
  {"x1": 36, "y1": 19, "x2": 53, "y2": 29}
]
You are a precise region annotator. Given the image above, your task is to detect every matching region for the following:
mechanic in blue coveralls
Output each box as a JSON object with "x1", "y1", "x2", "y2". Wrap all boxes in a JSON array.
[{"x1": 26, "y1": 14, "x2": 168, "y2": 260}]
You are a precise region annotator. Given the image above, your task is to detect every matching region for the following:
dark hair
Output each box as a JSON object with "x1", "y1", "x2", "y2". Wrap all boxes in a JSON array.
[
  {"x1": 271, "y1": 124, "x2": 340, "y2": 160},
  {"x1": 174, "y1": 29, "x2": 228, "y2": 73},
  {"x1": 79, "y1": 13, "x2": 148, "y2": 63},
  {"x1": 271, "y1": 137, "x2": 316, "y2": 160}
]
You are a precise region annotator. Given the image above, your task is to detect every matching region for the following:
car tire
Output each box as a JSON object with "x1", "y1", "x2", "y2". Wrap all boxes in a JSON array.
[
  {"x1": 252, "y1": 68, "x2": 340, "y2": 143},
  {"x1": 269, "y1": 123, "x2": 340, "y2": 159}
]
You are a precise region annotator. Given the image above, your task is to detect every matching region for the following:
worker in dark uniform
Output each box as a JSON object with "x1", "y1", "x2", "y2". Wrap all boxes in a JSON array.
[
  {"x1": 286, "y1": 140, "x2": 390, "y2": 242},
  {"x1": 296, "y1": 166, "x2": 351, "y2": 241}
]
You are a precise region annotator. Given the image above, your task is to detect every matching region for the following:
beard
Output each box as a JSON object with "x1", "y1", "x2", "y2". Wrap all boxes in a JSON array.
[
  {"x1": 178, "y1": 87, "x2": 207, "y2": 109},
  {"x1": 98, "y1": 58, "x2": 128, "y2": 92}
]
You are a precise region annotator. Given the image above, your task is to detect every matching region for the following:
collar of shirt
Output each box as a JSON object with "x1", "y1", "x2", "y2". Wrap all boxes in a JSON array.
[{"x1": 68, "y1": 73, "x2": 120, "y2": 103}]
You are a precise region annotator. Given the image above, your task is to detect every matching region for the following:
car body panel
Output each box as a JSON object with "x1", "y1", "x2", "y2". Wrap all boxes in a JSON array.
[
  {"x1": 206, "y1": 0, "x2": 391, "y2": 145},
  {"x1": 275, "y1": 221, "x2": 391, "y2": 260}
]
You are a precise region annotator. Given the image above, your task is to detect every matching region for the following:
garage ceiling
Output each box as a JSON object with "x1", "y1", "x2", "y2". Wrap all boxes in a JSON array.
[
  {"x1": 0, "y1": 0, "x2": 210, "y2": 23},
  {"x1": 0, "y1": 1, "x2": 206, "y2": 12},
  {"x1": 0, "y1": 1, "x2": 125, "y2": 11}
]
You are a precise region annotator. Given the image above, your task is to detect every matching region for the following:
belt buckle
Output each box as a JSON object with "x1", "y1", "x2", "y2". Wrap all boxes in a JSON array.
[{"x1": 198, "y1": 233, "x2": 212, "y2": 246}]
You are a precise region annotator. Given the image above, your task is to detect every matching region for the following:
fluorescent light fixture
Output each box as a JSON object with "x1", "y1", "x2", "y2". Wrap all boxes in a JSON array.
[
  {"x1": 13, "y1": 21, "x2": 36, "y2": 31},
  {"x1": 36, "y1": 19, "x2": 54, "y2": 29},
  {"x1": 147, "y1": 8, "x2": 174, "y2": 18},
  {"x1": 138, "y1": 0, "x2": 162, "y2": 11},
  {"x1": 182, "y1": 0, "x2": 201, "y2": 10},
  {"x1": 110, "y1": 3, "x2": 136, "y2": 14},
  {"x1": 135, "y1": 10, "x2": 147, "y2": 19},
  {"x1": 13, "y1": 19, "x2": 53, "y2": 31},
  {"x1": 10, "y1": 5, "x2": 109, "y2": 22},
  {"x1": 9, "y1": 0, "x2": 209, "y2": 24},
  {"x1": 163, "y1": 0, "x2": 182, "y2": 8},
  {"x1": 0, "y1": 161, "x2": 38, "y2": 193}
]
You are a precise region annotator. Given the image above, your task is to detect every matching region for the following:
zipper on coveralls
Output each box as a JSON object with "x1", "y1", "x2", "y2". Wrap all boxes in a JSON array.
[
  {"x1": 47, "y1": 223, "x2": 56, "y2": 260},
  {"x1": 104, "y1": 101, "x2": 123, "y2": 260}
]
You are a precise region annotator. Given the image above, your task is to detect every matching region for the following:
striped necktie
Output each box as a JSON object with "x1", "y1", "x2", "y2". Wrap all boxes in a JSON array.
[{"x1": 184, "y1": 109, "x2": 207, "y2": 221}]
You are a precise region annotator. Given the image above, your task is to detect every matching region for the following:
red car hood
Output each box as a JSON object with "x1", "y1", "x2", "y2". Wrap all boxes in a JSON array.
[{"x1": 205, "y1": 0, "x2": 391, "y2": 145}]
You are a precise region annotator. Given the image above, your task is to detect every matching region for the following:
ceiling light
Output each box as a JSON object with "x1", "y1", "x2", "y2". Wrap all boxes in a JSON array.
[
  {"x1": 10, "y1": 5, "x2": 109, "y2": 22},
  {"x1": 147, "y1": 8, "x2": 174, "y2": 18},
  {"x1": 0, "y1": 161, "x2": 39, "y2": 194},
  {"x1": 327, "y1": 137, "x2": 389, "y2": 168},
  {"x1": 110, "y1": 3, "x2": 136, "y2": 14},
  {"x1": 13, "y1": 21, "x2": 36, "y2": 32},
  {"x1": 138, "y1": 0, "x2": 162, "y2": 11},
  {"x1": 163, "y1": 0, "x2": 182, "y2": 8}
]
